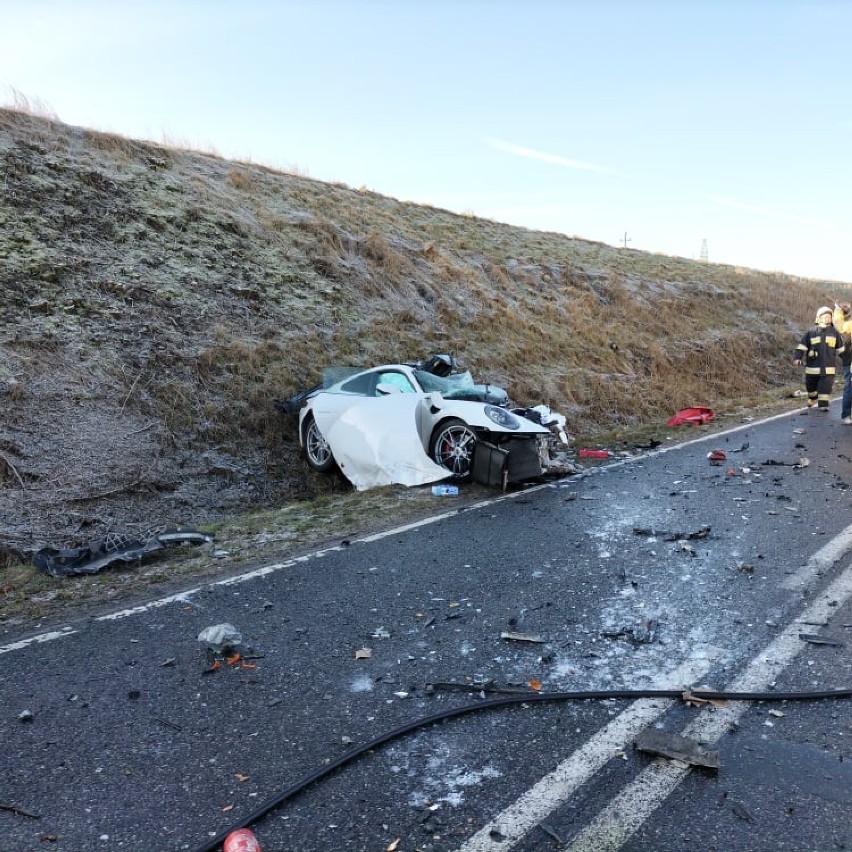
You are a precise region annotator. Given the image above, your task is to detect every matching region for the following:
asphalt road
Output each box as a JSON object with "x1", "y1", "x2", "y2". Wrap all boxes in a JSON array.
[{"x1": 2, "y1": 405, "x2": 852, "y2": 852}]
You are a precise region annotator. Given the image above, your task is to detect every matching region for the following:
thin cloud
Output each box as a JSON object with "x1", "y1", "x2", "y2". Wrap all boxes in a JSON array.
[
  {"x1": 708, "y1": 194, "x2": 835, "y2": 231},
  {"x1": 486, "y1": 137, "x2": 617, "y2": 175}
]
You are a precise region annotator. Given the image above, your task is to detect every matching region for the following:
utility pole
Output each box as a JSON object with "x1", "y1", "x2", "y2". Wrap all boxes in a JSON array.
[
  {"x1": 622, "y1": 232, "x2": 631, "y2": 248},
  {"x1": 700, "y1": 239, "x2": 708, "y2": 262}
]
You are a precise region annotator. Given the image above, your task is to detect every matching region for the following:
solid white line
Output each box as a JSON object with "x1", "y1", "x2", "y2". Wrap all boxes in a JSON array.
[
  {"x1": 0, "y1": 626, "x2": 77, "y2": 655},
  {"x1": 96, "y1": 588, "x2": 201, "y2": 620},
  {"x1": 452, "y1": 653, "x2": 724, "y2": 852},
  {"x1": 0, "y1": 405, "x2": 829, "y2": 654},
  {"x1": 0, "y1": 502, "x2": 511, "y2": 649},
  {"x1": 564, "y1": 558, "x2": 852, "y2": 852}
]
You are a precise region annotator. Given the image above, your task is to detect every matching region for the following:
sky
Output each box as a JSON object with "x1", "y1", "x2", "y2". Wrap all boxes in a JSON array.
[{"x1": 2, "y1": 0, "x2": 850, "y2": 282}]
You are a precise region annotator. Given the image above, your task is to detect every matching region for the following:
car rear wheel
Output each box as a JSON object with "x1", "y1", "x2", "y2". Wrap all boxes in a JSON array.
[
  {"x1": 429, "y1": 418, "x2": 477, "y2": 482},
  {"x1": 303, "y1": 414, "x2": 335, "y2": 473}
]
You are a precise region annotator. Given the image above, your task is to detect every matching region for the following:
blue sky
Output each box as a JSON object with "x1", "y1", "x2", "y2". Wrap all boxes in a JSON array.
[{"x1": 2, "y1": 1, "x2": 850, "y2": 282}]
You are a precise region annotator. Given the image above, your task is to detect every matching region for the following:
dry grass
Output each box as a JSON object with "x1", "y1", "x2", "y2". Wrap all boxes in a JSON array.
[{"x1": 2, "y1": 103, "x2": 852, "y2": 626}]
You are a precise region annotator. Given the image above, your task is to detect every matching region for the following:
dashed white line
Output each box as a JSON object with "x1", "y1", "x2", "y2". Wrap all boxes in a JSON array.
[
  {"x1": 0, "y1": 625, "x2": 77, "y2": 655},
  {"x1": 462, "y1": 554, "x2": 852, "y2": 852},
  {"x1": 452, "y1": 653, "x2": 725, "y2": 852},
  {"x1": 782, "y1": 523, "x2": 852, "y2": 589}
]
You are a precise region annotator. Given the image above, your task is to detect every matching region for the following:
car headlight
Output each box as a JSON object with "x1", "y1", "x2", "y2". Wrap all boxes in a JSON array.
[{"x1": 485, "y1": 405, "x2": 520, "y2": 430}]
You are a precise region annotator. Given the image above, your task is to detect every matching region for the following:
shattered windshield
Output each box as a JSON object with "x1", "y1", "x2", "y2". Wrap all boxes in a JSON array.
[
  {"x1": 415, "y1": 368, "x2": 509, "y2": 405},
  {"x1": 414, "y1": 369, "x2": 476, "y2": 395}
]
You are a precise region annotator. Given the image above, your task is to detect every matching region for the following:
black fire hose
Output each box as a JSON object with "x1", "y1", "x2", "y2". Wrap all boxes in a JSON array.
[{"x1": 190, "y1": 683, "x2": 852, "y2": 852}]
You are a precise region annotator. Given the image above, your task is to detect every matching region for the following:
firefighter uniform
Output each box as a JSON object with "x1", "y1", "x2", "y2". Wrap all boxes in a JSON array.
[{"x1": 795, "y1": 306, "x2": 846, "y2": 411}]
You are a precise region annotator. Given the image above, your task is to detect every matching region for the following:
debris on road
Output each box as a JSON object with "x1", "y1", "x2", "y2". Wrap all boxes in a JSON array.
[
  {"x1": 634, "y1": 729, "x2": 720, "y2": 770},
  {"x1": 730, "y1": 801, "x2": 754, "y2": 822},
  {"x1": 369, "y1": 627, "x2": 391, "y2": 639},
  {"x1": 500, "y1": 631, "x2": 546, "y2": 643},
  {"x1": 431, "y1": 484, "x2": 459, "y2": 496},
  {"x1": 707, "y1": 449, "x2": 727, "y2": 464},
  {"x1": 676, "y1": 539, "x2": 698, "y2": 556},
  {"x1": 578, "y1": 448, "x2": 610, "y2": 459},
  {"x1": 198, "y1": 623, "x2": 242, "y2": 653},
  {"x1": 633, "y1": 525, "x2": 711, "y2": 541},
  {"x1": 0, "y1": 801, "x2": 40, "y2": 819},
  {"x1": 682, "y1": 691, "x2": 728, "y2": 709},
  {"x1": 602, "y1": 618, "x2": 658, "y2": 645},
  {"x1": 799, "y1": 633, "x2": 845, "y2": 647},
  {"x1": 198, "y1": 624, "x2": 246, "y2": 674},
  {"x1": 223, "y1": 827, "x2": 262, "y2": 852},
  {"x1": 33, "y1": 528, "x2": 213, "y2": 577},
  {"x1": 666, "y1": 406, "x2": 715, "y2": 427},
  {"x1": 763, "y1": 457, "x2": 810, "y2": 468}
]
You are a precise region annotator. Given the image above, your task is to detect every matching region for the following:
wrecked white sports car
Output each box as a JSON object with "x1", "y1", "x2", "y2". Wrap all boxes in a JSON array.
[{"x1": 281, "y1": 355, "x2": 568, "y2": 491}]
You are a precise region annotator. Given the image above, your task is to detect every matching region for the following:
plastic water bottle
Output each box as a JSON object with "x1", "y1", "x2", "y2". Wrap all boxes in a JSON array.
[{"x1": 432, "y1": 484, "x2": 459, "y2": 496}]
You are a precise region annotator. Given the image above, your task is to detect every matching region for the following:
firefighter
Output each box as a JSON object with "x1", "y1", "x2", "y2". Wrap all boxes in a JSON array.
[
  {"x1": 794, "y1": 306, "x2": 845, "y2": 412},
  {"x1": 833, "y1": 302, "x2": 852, "y2": 424}
]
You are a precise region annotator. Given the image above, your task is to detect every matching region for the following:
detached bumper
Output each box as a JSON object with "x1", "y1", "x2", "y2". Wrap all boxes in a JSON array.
[{"x1": 472, "y1": 437, "x2": 543, "y2": 489}]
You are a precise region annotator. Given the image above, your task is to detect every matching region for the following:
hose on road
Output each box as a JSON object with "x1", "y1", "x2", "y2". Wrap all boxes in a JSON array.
[{"x1": 190, "y1": 683, "x2": 852, "y2": 852}]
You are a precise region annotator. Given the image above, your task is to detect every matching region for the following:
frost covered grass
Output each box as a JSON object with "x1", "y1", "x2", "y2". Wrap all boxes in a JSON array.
[{"x1": 1, "y1": 103, "x2": 849, "y2": 625}]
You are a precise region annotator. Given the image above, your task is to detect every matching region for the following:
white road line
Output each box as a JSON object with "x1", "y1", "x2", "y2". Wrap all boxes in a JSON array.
[
  {"x1": 452, "y1": 653, "x2": 724, "y2": 852},
  {"x1": 0, "y1": 503, "x2": 512, "y2": 652},
  {"x1": 782, "y1": 522, "x2": 852, "y2": 590},
  {"x1": 564, "y1": 558, "x2": 852, "y2": 852},
  {"x1": 0, "y1": 626, "x2": 77, "y2": 655},
  {"x1": 0, "y1": 405, "x2": 832, "y2": 656},
  {"x1": 96, "y1": 588, "x2": 201, "y2": 620}
]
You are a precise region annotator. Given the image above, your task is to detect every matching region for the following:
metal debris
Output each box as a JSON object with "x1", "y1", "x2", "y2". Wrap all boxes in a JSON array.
[
  {"x1": 500, "y1": 631, "x2": 546, "y2": 643},
  {"x1": 602, "y1": 618, "x2": 658, "y2": 645},
  {"x1": 633, "y1": 525, "x2": 711, "y2": 541},
  {"x1": 634, "y1": 729, "x2": 719, "y2": 770},
  {"x1": 799, "y1": 633, "x2": 845, "y2": 647}
]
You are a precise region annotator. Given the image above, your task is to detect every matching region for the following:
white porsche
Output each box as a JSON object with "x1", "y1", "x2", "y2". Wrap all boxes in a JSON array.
[{"x1": 283, "y1": 356, "x2": 552, "y2": 489}]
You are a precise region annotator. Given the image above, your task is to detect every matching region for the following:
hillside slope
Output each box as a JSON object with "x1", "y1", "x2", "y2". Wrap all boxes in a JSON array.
[{"x1": 0, "y1": 107, "x2": 845, "y2": 561}]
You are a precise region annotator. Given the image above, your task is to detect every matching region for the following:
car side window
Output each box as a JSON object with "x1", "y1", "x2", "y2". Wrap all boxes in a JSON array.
[
  {"x1": 340, "y1": 372, "x2": 377, "y2": 394},
  {"x1": 375, "y1": 371, "x2": 415, "y2": 395}
]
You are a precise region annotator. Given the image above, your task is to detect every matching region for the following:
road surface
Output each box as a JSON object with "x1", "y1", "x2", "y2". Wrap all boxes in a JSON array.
[{"x1": 2, "y1": 405, "x2": 851, "y2": 851}]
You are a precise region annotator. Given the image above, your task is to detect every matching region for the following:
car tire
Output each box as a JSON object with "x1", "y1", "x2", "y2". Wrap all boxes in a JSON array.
[
  {"x1": 303, "y1": 414, "x2": 336, "y2": 473},
  {"x1": 429, "y1": 418, "x2": 477, "y2": 482}
]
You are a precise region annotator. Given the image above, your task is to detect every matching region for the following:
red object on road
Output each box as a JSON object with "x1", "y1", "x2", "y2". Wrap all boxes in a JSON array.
[
  {"x1": 579, "y1": 449, "x2": 610, "y2": 459},
  {"x1": 223, "y1": 829, "x2": 262, "y2": 852},
  {"x1": 707, "y1": 449, "x2": 727, "y2": 463},
  {"x1": 666, "y1": 406, "x2": 715, "y2": 427}
]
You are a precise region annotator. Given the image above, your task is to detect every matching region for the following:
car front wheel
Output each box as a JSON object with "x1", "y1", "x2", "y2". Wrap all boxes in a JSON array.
[
  {"x1": 303, "y1": 414, "x2": 335, "y2": 473},
  {"x1": 429, "y1": 418, "x2": 477, "y2": 482}
]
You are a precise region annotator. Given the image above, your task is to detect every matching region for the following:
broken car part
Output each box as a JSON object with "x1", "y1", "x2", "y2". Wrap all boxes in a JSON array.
[
  {"x1": 666, "y1": 407, "x2": 715, "y2": 427},
  {"x1": 32, "y1": 529, "x2": 213, "y2": 577}
]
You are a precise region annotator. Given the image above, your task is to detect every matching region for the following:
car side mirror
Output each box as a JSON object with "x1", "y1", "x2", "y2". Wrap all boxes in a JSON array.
[{"x1": 426, "y1": 391, "x2": 444, "y2": 413}]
